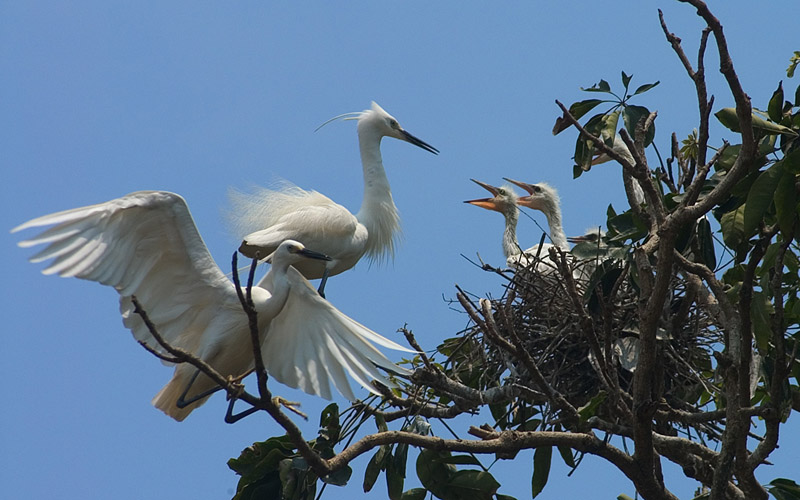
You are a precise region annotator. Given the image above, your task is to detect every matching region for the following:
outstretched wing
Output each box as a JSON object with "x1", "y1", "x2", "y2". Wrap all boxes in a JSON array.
[
  {"x1": 13, "y1": 191, "x2": 239, "y2": 356},
  {"x1": 259, "y1": 267, "x2": 413, "y2": 401}
]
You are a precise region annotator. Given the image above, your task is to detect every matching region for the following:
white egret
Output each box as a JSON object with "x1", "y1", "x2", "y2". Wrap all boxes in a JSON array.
[
  {"x1": 464, "y1": 179, "x2": 528, "y2": 268},
  {"x1": 13, "y1": 192, "x2": 412, "y2": 421},
  {"x1": 591, "y1": 134, "x2": 645, "y2": 206},
  {"x1": 233, "y1": 102, "x2": 438, "y2": 297},
  {"x1": 567, "y1": 227, "x2": 607, "y2": 282},
  {"x1": 504, "y1": 178, "x2": 569, "y2": 252}
]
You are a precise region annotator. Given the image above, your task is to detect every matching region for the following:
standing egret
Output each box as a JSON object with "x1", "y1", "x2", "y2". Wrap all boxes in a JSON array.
[
  {"x1": 13, "y1": 192, "x2": 412, "y2": 421},
  {"x1": 233, "y1": 102, "x2": 438, "y2": 297},
  {"x1": 591, "y1": 134, "x2": 645, "y2": 206}
]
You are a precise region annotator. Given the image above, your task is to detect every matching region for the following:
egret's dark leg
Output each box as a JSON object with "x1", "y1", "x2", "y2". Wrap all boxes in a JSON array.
[
  {"x1": 224, "y1": 396, "x2": 260, "y2": 424},
  {"x1": 176, "y1": 369, "x2": 223, "y2": 408},
  {"x1": 316, "y1": 267, "x2": 330, "y2": 299}
]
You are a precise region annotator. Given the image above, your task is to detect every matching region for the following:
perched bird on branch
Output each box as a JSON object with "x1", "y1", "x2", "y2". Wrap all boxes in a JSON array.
[
  {"x1": 590, "y1": 133, "x2": 645, "y2": 206},
  {"x1": 232, "y1": 102, "x2": 438, "y2": 297},
  {"x1": 13, "y1": 192, "x2": 412, "y2": 421}
]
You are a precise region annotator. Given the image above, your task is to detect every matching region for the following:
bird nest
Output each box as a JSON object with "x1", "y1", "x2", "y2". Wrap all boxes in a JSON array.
[{"x1": 451, "y1": 248, "x2": 723, "y2": 438}]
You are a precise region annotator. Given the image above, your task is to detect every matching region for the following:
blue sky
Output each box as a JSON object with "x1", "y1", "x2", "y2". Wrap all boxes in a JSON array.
[{"x1": 2, "y1": 1, "x2": 798, "y2": 499}]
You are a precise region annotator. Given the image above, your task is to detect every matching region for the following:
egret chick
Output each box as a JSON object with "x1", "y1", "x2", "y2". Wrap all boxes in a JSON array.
[
  {"x1": 13, "y1": 192, "x2": 413, "y2": 421},
  {"x1": 503, "y1": 179, "x2": 569, "y2": 252},
  {"x1": 233, "y1": 102, "x2": 438, "y2": 297}
]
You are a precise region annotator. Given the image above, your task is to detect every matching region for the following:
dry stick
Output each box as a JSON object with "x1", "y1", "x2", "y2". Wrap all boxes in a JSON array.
[
  {"x1": 681, "y1": 142, "x2": 729, "y2": 210},
  {"x1": 659, "y1": 9, "x2": 713, "y2": 171},
  {"x1": 749, "y1": 231, "x2": 794, "y2": 469},
  {"x1": 666, "y1": 1, "x2": 756, "y2": 234},
  {"x1": 551, "y1": 247, "x2": 614, "y2": 390},
  {"x1": 231, "y1": 252, "x2": 269, "y2": 399}
]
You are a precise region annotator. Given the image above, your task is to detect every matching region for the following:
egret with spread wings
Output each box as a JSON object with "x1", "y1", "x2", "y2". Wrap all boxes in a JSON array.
[{"x1": 13, "y1": 192, "x2": 412, "y2": 421}]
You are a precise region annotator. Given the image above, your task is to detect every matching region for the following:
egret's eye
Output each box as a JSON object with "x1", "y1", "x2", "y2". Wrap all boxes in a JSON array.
[
  {"x1": 498, "y1": 189, "x2": 506, "y2": 196},
  {"x1": 388, "y1": 118, "x2": 398, "y2": 128},
  {"x1": 533, "y1": 185, "x2": 542, "y2": 193}
]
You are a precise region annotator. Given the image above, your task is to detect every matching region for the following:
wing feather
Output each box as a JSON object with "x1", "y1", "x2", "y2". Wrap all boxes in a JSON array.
[
  {"x1": 14, "y1": 191, "x2": 239, "y2": 351},
  {"x1": 261, "y1": 267, "x2": 409, "y2": 401}
]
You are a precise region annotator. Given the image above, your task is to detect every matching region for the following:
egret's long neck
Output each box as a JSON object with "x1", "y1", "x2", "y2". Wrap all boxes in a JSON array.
[
  {"x1": 502, "y1": 207, "x2": 521, "y2": 258},
  {"x1": 355, "y1": 128, "x2": 400, "y2": 262},
  {"x1": 543, "y1": 201, "x2": 569, "y2": 250},
  {"x1": 256, "y1": 263, "x2": 292, "y2": 321}
]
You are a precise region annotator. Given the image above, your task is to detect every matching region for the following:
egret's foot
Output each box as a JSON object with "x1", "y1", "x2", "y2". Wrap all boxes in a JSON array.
[{"x1": 272, "y1": 396, "x2": 308, "y2": 420}]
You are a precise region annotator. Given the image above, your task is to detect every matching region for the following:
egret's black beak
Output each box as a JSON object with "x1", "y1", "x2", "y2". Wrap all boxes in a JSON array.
[
  {"x1": 401, "y1": 129, "x2": 439, "y2": 155},
  {"x1": 299, "y1": 248, "x2": 332, "y2": 261}
]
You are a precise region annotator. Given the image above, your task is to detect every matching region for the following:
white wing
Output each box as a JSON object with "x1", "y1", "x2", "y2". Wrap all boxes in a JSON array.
[
  {"x1": 259, "y1": 267, "x2": 413, "y2": 401},
  {"x1": 13, "y1": 191, "x2": 240, "y2": 357}
]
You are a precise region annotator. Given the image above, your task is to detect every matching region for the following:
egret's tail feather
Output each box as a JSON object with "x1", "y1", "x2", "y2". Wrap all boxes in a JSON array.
[{"x1": 151, "y1": 371, "x2": 211, "y2": 422}]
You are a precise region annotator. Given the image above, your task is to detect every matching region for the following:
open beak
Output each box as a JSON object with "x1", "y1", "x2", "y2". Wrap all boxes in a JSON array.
[
  {"x1": 502, "y1": 177, "x2": 535, "y2": 195},
  {"x1": 400, "y1": 129, "x2": 439, "y2": 155},
  {"x1": 298, "y1": 247, "x2": 333, "y2": 262},
  {"x1": 502, "y1": 177, "x2": 539, "y2": 209},
  {"x1": 464, "y1": 179, "x2": 501, "y2": 211}
]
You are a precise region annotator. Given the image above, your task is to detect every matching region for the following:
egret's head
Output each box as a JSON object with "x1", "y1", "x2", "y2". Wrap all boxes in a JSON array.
[
  {"x1": 464, "y1": 179, "x2": 519, "y2": 215},
  {"x1": 314, "y1": 101, "x2": 438, "y2": 154},
  {"x1": 357, "y1": 101, "x2": 439, "y2": 154},
  {"x1": 503, "y1": 179, "x2": 561, "y2": 214},
  {"x1": 269, "y1": 240, "x2": 332, "y2": 265},
  {"x1": 567, "y1": 227, "x2": 606, "y2": 245}
]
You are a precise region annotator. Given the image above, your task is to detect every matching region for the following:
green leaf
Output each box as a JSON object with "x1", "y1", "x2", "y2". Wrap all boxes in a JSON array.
[
  {"x1": 769, "y1": 82, "x2": 785, "y2": 122},
  {"x1": 439, "y1": 455, "x2": 483, "y2": 466},
  {"x1": 386, "y1": 457, "x2": 405, "y2": 500},
  {"x1": 621, "y1": 71, "x2": 632, "y2": 92},
  {"x1": 785, "y1": 148, "x2": 800, "y2": 173},
  {"x1": 228, "y1": 436, "x2": 296, "y2": 487},
  {"x1": 751, "y1": 292, "x2": 774, "y2": 353},
  {"x1": 697, "y1": 216, "x2": 717, "y2": 270},
  {"x1": 715, "y1": 143, "x2": 741, "y2": 171},
  {"x1": 632, "y1": 81, "x2": 660, "y2": 96},
  {"x1": 554, "y1": 99, "x2": 607, "y2": 135},
  {"x1": 557, "y1": 445, "x2": 576, "y2": 469},
  {"x1": 363, "y1": 445, "x2": 390, "y2": 493},
  {"x1": 744, "y1": 162, "x2": 785, "y2": 238},
  {"x1": 768, "y1": 478, "x2": 800, "y2": 500},
  {"x1": 720, "y1": 204, "x2": 746, "y2": 248},
  {"x1": 582, "y1": 79, "x2": 612, "y2": 93},
  {"x1": 775, "y1": 166, "x2": 798, "y2": 237},
  {"x1": 416, "y1": 449, "x2": 457, "y2": 499},
  {"x1": 577, "y1": 391, "x2": 607, "y2": 420},
  {"x1": 601, "y1": 110, "x2": 621, "y2": 144},
  {"x1": 787, "y1": 51, "x2": 800, "y2": 78},
  {"x1": 400, "y1": 488, "x2": 428, "y2": 500},
  {"x1": 622, "y1": 105, "x2": 656, "y2": 146},
  {"x1": 448, "y1": 470, "x2": 501, "y2": 499},
  {"x1": 531, "y1": 446, "x2": 553, "y2": 498},
  {"x1": 322, "y1": 465, "x2": 352, "y2": 486},
  {"x1": 715, "y1": 107, "x2": 799, "y2": 136}
]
